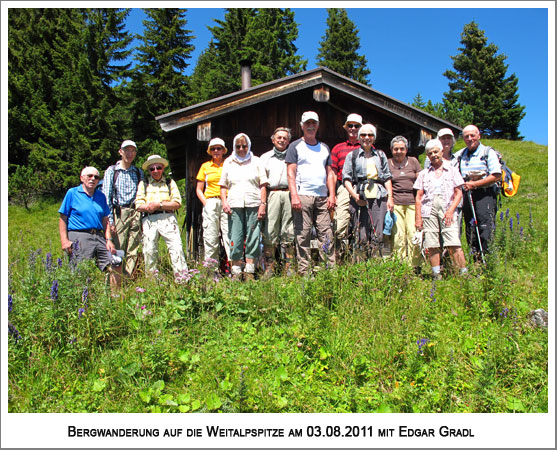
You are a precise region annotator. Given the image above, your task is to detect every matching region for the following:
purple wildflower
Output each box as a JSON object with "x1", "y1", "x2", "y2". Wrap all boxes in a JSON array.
[
  {"x1": 429, "y1": 282, "x2": 437, "y2": 302},
  {"x1": 500, "y1": 211, "x2": 504, "y2": 222},
  {"x1": 203, "y1": 258, "x2": 218, "y2": 269},
  {"x1": 8, "y1": 294, "x2": 13, "y2": 313},
  {"x1": 50, "y1": 280, "x2": 59, "y2": 301},
  {"x1": 78, "y1": 307, "x2": 85, "y2": 318},
  {"x1": 57, "y1": 258, "x2": 63, "y2": 268},
  {"x1": 417, "y1": 338, "x2": 430, "y2": 355},
  {"x1": 520, "y1": 227, "x2": 524, "y2": 238},
  {"x1": 500, "y1": 307, "x2": 509, "y2": 319},
  {"x1": 8, "y1": 322, "x2": 22, "y2": 341},
  {"x1": 505, "y1": 208, "x2": 510, "y2": 219},
  {"x1": 135, "y1": 287, "x2": 146, "y2": 293},
  {"x1": 516, "y1": 213, "x2": 520, "y2": 225},
  {"x1": 68, "y1": 337, "x2": 77, "y2": 344},
  {"x1": 322, "y1": 238, "x2": 331, "y2": 254},
  {"x1": 45, "y1": 252, "x2": 53, "y2": 271},
  {"x1": 509, "y1": 218, "x2": 513, "y2": 232}
]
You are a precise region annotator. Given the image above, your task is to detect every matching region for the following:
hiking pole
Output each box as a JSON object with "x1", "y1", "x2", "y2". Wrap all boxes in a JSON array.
[{"x1": 466, "y1": 190, "x2": 485, "y2": 264}]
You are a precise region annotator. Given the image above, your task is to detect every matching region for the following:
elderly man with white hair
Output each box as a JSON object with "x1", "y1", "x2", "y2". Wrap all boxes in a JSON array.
[
  {"x1": 59, "y1": 166, "x2": 119, "y2": 289},
  {"x1": 342, "y1": 123, "x2": 394, "y2": 259},
  {"x1": 414, "y1": 139, "x2": 467, "y2": 280},
  {"x1": 457, "y1": 124, "x2": 502, "y2": 259}
]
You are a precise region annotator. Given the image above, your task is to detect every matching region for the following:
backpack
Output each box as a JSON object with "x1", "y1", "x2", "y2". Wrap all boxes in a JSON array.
[
  {"x1": 458, "y1": 146, "x2": 521, "y2": 198},
  {"x1": 109, "y1": 164, "x2": 141, "y2": 205}
]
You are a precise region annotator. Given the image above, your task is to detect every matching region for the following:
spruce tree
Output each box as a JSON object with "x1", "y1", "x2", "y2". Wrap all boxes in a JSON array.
[
  {"x1": 443, "y1": 21, "x2": 525, "y2": 139},
  {"x1": 189, "y1": 8, "x2": 307, "y2": 104},
  {"x1": 129, "y1": 8, "x2": 195, "y2": 156},
  {"x1": 8, "y1": 8, "x2": 134, "y2": 193},
  {"x1": 316, "y1": 8, "x2": 371, "y2": 85}
]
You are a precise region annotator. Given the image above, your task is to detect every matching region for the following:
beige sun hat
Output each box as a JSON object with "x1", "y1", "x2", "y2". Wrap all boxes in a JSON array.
[
  {"x1": 207, "y1": 137, "x2": 228, "y2": 155},
  {"x1": 142, "y1": 154, "x2": 169, "y2": 171}
]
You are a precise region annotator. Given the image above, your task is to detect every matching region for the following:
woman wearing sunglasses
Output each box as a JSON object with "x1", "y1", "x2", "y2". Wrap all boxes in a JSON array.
[
  {"x1": 135, "y1": 155, "x2": 188, "y2": 282},
  {"x1": 342, "y1": 124, "x2": 394, "y2": 260},
  {"x1": 219, "y1": 133, "x2": 269, "y2": 281},
  {"x1": 196, "y1": 138, "x2": 231, "y2": 267},
  {"x1": 58, "y1": 166, "x2": 119, "y2": 291}
]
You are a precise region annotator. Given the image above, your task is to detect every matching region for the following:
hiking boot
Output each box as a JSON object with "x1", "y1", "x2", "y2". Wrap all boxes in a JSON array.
[
  {"x1": 244, "y1": 272, "x2": 255, "y2": 281},
  {"x1": 262, "y1": 262, "x2": 275, "y2": 280},
  {"x1": 231, "y1": 272, "x2": 243, "y2": 282},
  {"x1": 432, "y1": 273, "x2": 442, "y2": 281}
]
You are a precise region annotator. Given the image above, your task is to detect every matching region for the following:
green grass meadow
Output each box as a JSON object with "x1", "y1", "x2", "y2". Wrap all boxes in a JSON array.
[{"x1": 6, "y1": 139, "x2": 549, "y2": 415}]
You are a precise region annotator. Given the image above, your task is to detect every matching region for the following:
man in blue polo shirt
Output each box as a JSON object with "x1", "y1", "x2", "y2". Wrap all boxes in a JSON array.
[
  {"x1": 457, "y1": 124, "x2": 502, "y2": 258},
  {"x1": 59, "y1": 166, "x2": 119, "y2": 288}
]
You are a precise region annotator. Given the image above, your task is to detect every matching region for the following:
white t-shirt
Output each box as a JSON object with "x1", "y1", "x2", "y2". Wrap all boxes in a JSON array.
[{"x1": 285, "y1": 138, "x2": 331, "y2": 197}]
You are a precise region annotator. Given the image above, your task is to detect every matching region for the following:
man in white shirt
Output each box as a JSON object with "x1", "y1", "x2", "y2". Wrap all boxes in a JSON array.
[{"x1": 285, "y1": 111, "x2": 336, "y2": 275}]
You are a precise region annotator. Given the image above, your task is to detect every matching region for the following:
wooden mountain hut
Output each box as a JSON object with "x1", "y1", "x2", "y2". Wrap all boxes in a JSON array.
[{"x1": 155, "y1": 66, "x2": 461, "y2": 260}]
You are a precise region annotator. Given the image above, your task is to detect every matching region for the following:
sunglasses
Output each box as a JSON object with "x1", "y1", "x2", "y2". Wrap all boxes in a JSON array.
[
  {"x1": 235, "y1": 144, "x2": 248, "y2": 149},
  {"x1": 347, "y1": 124, "x2": 361, "y2": 129},
  {"x1": 85, "y1": 174, "x2": 100, "y2": 180},
  {"x1": 359, "y1": 133, "x2": 374, "y2": 137},
  {"x1": 149, "y1": 166, "x2": 164, "y2": 172},
  {"x1": 210, "y1": 147, "x2": 224, "y2": 151}
]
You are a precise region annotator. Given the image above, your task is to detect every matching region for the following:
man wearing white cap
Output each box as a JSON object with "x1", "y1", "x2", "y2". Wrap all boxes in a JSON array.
[
  {"x1": 102, "y1": 139, "x2": 144, "y2": 278},
  {"x1": 135, "y1": 155, "x2": 188, "y2": 282},
  {"x1": 331, "y1": 113, "x2": 363, "y2": 261},
  {"x1": 196, "y1": 137, "x2": 231, "y2": 265},
  {"x1": 285, "y1": 111, "x2": 336, "y2": 275}
]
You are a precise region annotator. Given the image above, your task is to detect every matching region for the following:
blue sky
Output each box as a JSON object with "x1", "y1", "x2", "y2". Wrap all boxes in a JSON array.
[{"x1": 128, "y1": 6, "x2": 549, "y2": 144}]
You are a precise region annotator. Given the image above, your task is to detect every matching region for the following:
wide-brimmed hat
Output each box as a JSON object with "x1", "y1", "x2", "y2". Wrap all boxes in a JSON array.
[
  {"x1": 120, "y1": 139, "x2": 137, "y2": 149},
  {"x1": 142, "y1": 154, "x2": 169, "y2": 171},
  {"x1": 344, "y1": 113, "x2": 363, "y2": 128},
  {"x1": 207, "y1": 137, "x2": 228, "y2": 155}
]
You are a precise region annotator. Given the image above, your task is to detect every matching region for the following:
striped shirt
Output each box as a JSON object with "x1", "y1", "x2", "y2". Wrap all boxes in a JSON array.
[
  {"x1": 102, "y1": 162, "x2": 143, "y2": 223},
  {"x1": 455, "y1": 143, "x2": 502, "y2": 180},
  {"x1": 331, "y1": 140, "x2": 360, "y2": 182},
  {"x1": 135, "y1": 176, "x2": 182, "y2": 207}
]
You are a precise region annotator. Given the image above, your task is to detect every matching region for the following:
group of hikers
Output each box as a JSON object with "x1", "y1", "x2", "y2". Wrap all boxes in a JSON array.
[{"x1": 58, "y1": 111, "x2": 502, "y2": 289}]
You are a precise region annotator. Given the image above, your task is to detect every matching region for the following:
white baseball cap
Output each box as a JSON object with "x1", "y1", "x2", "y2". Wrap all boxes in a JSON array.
[
  {"x1": 437, "y1": 128, "x2": 454, "y2": 138},
  {"x1": 120, "y1": 139, "x2": 137, "y2": 149},
  {"x1": 301, "y1": 111, "x2": 319, "y2": 123}
]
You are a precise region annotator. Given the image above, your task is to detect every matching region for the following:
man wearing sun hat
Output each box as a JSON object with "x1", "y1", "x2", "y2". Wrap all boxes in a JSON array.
[
  {"x1": 102, "y1": 139, "x2": 144, "y2": 278},
  {"x1": 135, "y1": 155, "x2": 188, "y2": 282},
  {"x1": 196, "y1": 137, "x2": 231, "y2": 264},
  {"x1": 331, "y1": 113, "x2": 363, "y2": 261}
]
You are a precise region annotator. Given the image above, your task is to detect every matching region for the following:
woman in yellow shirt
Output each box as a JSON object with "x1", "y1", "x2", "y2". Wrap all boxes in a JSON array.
[{"x1": 196, "y1": 138, "x2": 231, "y2": 265}]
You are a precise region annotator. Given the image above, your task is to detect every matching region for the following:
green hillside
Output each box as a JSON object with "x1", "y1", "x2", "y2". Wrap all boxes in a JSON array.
[{"x1": 7, "y1": 139, "x2": 549, "y2": 414}]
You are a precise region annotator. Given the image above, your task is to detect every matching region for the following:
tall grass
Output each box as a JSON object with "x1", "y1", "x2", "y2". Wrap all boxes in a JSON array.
[{"x1": 7, "y1": 140, "x2": 548, "y2": 413}]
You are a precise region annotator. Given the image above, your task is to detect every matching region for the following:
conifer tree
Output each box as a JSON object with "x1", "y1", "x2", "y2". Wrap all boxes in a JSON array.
[
  {"x1": 8, "y1": 8, "x2": 134, "y2": 193},
  {"x1": 443, "y1": 21, "x2": 525, "y2": 139},
  {"x1": 316, "y1": 8, "x2": 370, "y2": 85},
  {"x1": 129, "y1": 8, "x2": 195, "y2": 156},
  {"x1": 189, "y1": 8, "x2": 306, "y2": 104}
]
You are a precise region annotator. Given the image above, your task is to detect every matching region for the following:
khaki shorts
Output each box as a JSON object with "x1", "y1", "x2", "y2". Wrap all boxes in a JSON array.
[{"x1": 423, "y1": 196, "x2": 462, "y2": 249}]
